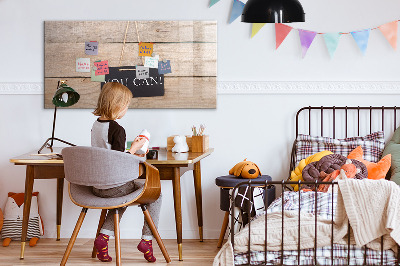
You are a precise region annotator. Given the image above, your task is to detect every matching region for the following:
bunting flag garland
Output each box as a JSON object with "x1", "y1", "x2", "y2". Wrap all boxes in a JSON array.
[
  {"x1": 323, "y1": 33, "x2": 341, "y2": 58},
  {"x1": 209, "y1": 0, "x2": 220, "y2": 7},
  {"x1": 298, "y1": 29, "x2": 317, "y2": 58},
  {"x1": 351, "y1": 29, "x2": 370, "y2": 55},
  {"x1": 275, "y1": 23, "x2": 293, "y2": 49},
  {"x1": 378, "y1": 21, "x2": 398, "y2": 50},
  {"x1": 251, "y1": 23, "x2": 266, "y2": 38},
  {"x1": 208, "y1": 4, "x2": 400, "y2": 57},
  {"x1": 229, "y1": 0, "x2": 245, "y2": 24}
]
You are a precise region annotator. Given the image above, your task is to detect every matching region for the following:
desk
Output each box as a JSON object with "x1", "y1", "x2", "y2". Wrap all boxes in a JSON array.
[{"x1": 10, "y1": 147, "x2": 213, "y2": 261}]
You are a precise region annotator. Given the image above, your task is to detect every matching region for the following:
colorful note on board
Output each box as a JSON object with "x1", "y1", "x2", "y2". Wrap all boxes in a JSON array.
[
  {"x1": 144, "y1": 55, "x2": 159, "y2": 68},
  {"x1": 85, "y1": 41, "x2": 98, "y2": 55},
  {"x1": 158, "y1": 60, "x2": 171, "y2": 74},
  {"x1": 91, "y1": 61, "x2": 105, "y2": 82},
  {"x1": 94, "y1": 60, "x2": 109, "y2": 76},
  {"x1": 138, "y1": 42, "x2": 154, "y2": 56},
  {"x1": 76, "y1": 58, "x2": 91, "y2": 72},
  {"x1": 136, "y1": 66, "x2": 150, "y2": 79}
]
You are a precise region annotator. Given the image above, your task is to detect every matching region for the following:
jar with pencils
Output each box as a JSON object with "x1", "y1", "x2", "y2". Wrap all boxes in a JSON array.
[{"x1": 191, "y1": 124, "x2": 209, "y2": 153}]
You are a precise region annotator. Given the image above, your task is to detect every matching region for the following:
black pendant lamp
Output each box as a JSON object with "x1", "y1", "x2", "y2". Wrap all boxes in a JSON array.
[{"x1": 242, "y1": 0, "x2": 305, "y2": 23}]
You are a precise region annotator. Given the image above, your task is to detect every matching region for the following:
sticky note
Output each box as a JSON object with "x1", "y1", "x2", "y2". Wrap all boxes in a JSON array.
[
  {"x1": 85, "y1": 41, "x2": 98, "y2": 55},
  {"x1": 76, "y1": 58, "x2": 91, "y2": 72},
  {"x1": 144, "y1": 55, "x2": 159, "y2": 68},
  {"x1": 138, "y1": 42, "x2": 154, "y2": 56},
  {"x1": 158, "y1": 60, "x2": 171, "y2": 74},
  {"x1": 94, "y1": 60, "x2": 109, "y2": 76},
  {"x1": 91, "y1": 61, "x2": 105, "y2": 82},
  {"x1": 136, "y1": 66, "x2": 150, "y2": 79}
]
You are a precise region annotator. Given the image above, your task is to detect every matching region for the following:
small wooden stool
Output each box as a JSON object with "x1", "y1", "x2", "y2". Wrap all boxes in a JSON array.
[{"x1": 215, "y1": 175, "x2": 275, "y2": 248}]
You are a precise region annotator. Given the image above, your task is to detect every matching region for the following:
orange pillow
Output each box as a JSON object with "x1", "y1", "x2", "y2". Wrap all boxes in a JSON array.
[{"x1": 347, "y1": 146, "x2": 391, "y2": 180}]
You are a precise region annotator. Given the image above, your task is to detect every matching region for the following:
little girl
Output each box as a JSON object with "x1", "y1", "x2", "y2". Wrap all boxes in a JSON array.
[{"x1": 91, "y1": 82, "x2": 162, "y2": 263}]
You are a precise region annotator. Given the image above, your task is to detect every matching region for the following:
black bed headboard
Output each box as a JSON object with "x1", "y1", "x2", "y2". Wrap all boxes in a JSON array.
[
  {"x1": 289, "y1": 106, "x2": 400, "y2": 180},
  {"x1": 296, "y1": 106, "x2": 399, "y2": 138}
]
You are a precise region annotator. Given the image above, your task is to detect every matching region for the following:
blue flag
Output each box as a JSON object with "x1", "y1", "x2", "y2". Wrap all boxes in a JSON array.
[
  {"x1": 351, "y1": 29, "x2": 371, "y2": 55},
  {"x1": 229, "y1": 0, "x2": 245, "y2": 24}
]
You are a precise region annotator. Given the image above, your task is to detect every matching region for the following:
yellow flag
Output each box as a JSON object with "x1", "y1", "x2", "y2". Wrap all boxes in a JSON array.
[{"x1": 251, "y1": 23, "x2": 266, "y2": 38}]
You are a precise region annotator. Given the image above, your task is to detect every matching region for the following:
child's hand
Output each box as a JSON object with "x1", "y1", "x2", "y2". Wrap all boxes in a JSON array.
[
  {"x1": 129, "y1": 137, "x2": 147, "y2": 155},
  {"x1": 134, "y1": 149, "x2": 149, "y2": 157}
]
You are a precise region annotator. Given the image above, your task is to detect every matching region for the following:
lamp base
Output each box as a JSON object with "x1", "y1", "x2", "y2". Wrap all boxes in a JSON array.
[{"x1": 38, "y1": 137, "x2": 76, "y2": 154}]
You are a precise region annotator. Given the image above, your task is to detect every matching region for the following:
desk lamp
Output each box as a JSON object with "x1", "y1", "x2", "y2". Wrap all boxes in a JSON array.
[
  {"x1": 38, "y1": 80, "x2": 80, "y2": 154},
  {"x1": 241, "y1": 0, "x2": 305, "y2": 23}
]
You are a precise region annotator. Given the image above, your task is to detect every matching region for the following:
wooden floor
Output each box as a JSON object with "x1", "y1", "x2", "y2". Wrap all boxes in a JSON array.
[{"x1": 0, "y1": 239, "x2": 222, "y2": 265}]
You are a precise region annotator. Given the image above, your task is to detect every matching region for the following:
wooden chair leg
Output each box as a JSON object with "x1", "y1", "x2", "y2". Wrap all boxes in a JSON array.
[
  {"x1": 217, "y1": 211, "x2": 230, "y2": 248},
  {"x1": 114, "y1": 210, "x2": 121, "y2": 266},
  {"x1": 60, "y1": 208, "x2": 88, "y2": 266},
  {"x1": 141, "y1": 205, "x2": 171, "y2": 263},
  {"x1": 91, "y1": 209, "x2": 108, "y2": 258}
]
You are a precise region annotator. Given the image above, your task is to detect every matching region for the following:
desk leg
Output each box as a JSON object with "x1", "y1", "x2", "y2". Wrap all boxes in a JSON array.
[
  {"x1": 172, "y1": 167, "x2": 183, "y2": 261},
  {"x1": 20, "y1": 165, "x2": 35, "y2": 259},
  {"x1": 56, "y1": 178, "x2": 64, "y2": 241},
  {"x1": 193, "y1": 161, "x2": 203, "y2": 242}
]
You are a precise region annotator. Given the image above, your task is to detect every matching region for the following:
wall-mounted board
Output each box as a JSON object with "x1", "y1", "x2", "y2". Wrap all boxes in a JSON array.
[{"x1": 44, "y1": 21, "x2": 217, "y2": 109}]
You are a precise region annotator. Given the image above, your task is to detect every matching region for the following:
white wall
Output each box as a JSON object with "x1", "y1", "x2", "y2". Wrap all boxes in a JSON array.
[{"x1": 1, "y1": 0, "x2": 400, "y2": 239}]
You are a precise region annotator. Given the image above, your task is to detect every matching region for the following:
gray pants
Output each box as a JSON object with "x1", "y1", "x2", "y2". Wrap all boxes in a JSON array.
[{"x1": 92, "y1": 180, "x2": 162, "y2": 240}]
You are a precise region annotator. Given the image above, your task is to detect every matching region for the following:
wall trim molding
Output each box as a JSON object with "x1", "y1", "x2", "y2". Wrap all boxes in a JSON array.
[
  {"x1": 1, "y1": 81, "x2": 400, "y2": 95},
  {"x1": 0, "y1": 83, "x2": 43, "y2": 94},
  {"x1": 217, "y1": 81, "x2": 400, "y2": 94}
]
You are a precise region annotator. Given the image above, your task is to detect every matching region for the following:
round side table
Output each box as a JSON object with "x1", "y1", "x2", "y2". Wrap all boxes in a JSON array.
[{"x1": 215, "y1": 175, "x2": 275, "y2": 248}]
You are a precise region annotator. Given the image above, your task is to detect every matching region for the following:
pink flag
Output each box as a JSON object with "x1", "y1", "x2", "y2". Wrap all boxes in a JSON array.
[
  {"x1": 378, "y1": 21, "x2": 398, "y2": 50},
  {"x1": 275, "y1": 23, "x2": 293, "y2": 49},
  {"x1": 298, "y1": 29, "x2": 317, "y2": 58}
]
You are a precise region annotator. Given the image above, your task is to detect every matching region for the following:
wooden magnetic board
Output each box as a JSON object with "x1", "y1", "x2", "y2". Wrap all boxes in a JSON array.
[{"x1": 44, "y1": 21, "x2": 217, "y2": 109}]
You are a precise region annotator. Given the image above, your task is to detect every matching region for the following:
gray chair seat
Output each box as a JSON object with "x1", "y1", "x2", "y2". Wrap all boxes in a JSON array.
[{"x1": 69, "y1": 180, "x2": 145, "y2": 208}]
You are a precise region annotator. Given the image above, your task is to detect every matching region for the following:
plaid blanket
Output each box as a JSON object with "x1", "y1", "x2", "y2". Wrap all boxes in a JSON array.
[{"x1": 234, "y1": 191, "x2": 397, "y2": 265}]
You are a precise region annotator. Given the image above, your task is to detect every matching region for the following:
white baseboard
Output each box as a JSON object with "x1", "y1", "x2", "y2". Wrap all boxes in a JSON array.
[{"x1": 1, "y1": 81, "x2": 400, "y2": 95}]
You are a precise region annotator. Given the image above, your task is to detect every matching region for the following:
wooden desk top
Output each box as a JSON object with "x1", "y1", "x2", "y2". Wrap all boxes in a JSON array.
[{"x1": 10, "y1": 147, "x2": 214, "y2": 166}]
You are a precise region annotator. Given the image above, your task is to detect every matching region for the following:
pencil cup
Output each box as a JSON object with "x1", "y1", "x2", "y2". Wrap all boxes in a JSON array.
[{"x1": 191, "y1": 135, "x2": 209, "y2": 153}]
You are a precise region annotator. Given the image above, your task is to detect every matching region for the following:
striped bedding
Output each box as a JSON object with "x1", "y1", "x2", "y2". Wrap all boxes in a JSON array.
[{"x1": 234, "y1": 191, "x2": 397, "y2": 265}]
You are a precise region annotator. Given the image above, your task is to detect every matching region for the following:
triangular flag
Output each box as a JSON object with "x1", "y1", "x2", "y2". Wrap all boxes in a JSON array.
[
  {"x1": 378, "y1": 21, "x2": 398, "y2": 50},
  {"x1": 323, "y1": 33, "x2": 341, "y2": 58},
  {"x1": 251, "y1": 23, "x2": 266, "y2": 38},
  {"x1": 229, "y1": 0, "x2": 245, "y2": 24},
  {"x1": 275, "y1": 23, "x2": 293, "y2": 49},
  {"x1": 298, "y1": 29, "x2": 317, "y2": 58},
  {"x1": 209, "y1": 0, "x2": 220, "y2": 7},
  {"x1": 351, "y1": 29, "x2": 370, "y2": 55}
]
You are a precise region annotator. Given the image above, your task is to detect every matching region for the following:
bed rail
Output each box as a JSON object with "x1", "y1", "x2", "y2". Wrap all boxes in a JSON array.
[{"x1": 230, "y1": 180, "x2": 400, "y2": 266}]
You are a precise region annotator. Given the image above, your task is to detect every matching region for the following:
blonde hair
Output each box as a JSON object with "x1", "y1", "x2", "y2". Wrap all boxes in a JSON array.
[{"x1": 93, "y1": 82, "x2": 133, "y2": 120}]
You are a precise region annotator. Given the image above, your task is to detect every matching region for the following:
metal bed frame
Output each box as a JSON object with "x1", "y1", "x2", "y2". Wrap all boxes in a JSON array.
[{"x1": 230, "y1": 106, "x2": 400, "y2": 266}]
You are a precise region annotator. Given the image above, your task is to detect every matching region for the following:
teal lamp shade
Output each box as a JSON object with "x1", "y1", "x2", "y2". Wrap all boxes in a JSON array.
[{"x1": 52, "y1": 82, "x2": 80, "y2": 107}]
